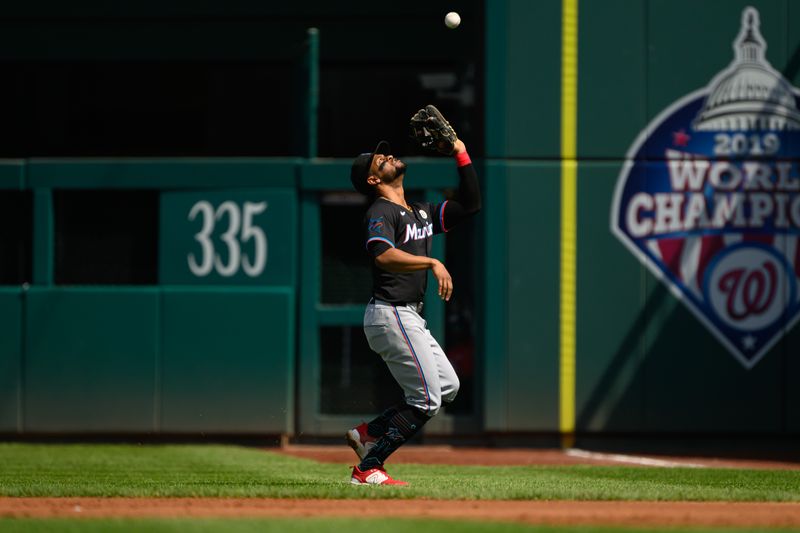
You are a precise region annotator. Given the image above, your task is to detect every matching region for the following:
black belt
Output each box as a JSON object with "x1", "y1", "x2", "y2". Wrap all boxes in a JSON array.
[{"x1": 370, "y1": 298, "x2": 424, "y2": 314}]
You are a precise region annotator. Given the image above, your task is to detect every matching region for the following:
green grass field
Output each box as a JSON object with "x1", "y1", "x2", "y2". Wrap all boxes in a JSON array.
[{"x1": 0, "y1": 443, "x2": 798, "y2": 501}]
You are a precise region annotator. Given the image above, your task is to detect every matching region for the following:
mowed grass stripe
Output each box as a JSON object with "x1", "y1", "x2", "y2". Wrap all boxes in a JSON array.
[{"x1": 0, "y1": 444, "x2": 798, "y2": 501}]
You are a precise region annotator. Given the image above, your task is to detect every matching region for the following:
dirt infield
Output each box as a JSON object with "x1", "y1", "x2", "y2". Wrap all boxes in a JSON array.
[
  {"x1": 3, "y1": 498, "x2": 800, "y2": 527},
  {"x1": 277, "y1": 444, "x2": 800, "y2": 470}
]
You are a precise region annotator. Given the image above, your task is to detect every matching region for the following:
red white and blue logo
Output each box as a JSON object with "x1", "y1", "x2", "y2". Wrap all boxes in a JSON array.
[{"x1": 612, "y1": 7, "x2": 800, "y2": 368}]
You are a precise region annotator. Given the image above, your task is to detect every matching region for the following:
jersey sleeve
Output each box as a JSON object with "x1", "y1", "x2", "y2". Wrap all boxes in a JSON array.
[
  {"x1": 432, "y1": 163, "x2": 482, "y2": 234},
  {"x1": 365, "y1": 207, "x2": 397, "y2": 257},
  {"x1": 430, "y1": 201, "x2": 449, "y2": 235}
]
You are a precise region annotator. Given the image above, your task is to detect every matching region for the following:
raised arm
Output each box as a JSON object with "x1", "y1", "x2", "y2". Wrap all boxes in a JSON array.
[{"x1": 440, "y1": 140, "x2": 481, "y2": 231}]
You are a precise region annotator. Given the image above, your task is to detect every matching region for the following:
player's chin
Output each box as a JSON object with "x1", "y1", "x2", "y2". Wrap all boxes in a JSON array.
[{"x1": 394, "y1": 160, "x2": 407, "y2": 174}]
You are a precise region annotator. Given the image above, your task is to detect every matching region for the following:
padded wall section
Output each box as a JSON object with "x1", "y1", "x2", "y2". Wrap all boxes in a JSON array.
[
  {"x1": 787, "y1": 317, "x2": 800, "y2": 431},
  {"x1": 160, "y1": 288, "x2": 294, "y2": 433},
  {"x1": 577, "y1": 0, "x2": 646, "y2": 158},
  {"x1": 24, "y1": 288, "x2": 159, "y2": 432},
  {"x1": 504, "y1": 162, "x2": 560, "y2": 430},
  {"x1": 788, "y1": 0, "x2": 800, "y2": 432},
  {"x1": 576, "y1": 163, "x2": 646, "y2": 432},
  {"x1": 0, "y1": 289, "x2": 22, "y2": 432},
  {"x1": 485, "y1": 0, "x2": 561, "y2": 158}
]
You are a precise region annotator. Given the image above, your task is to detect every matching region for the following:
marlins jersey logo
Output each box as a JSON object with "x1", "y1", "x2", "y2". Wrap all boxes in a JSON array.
[
  {"x1": 612, "y1": 7, "x2": 800, "y2": 368},
  {"x1": 368, "y1": 217, "x2": 385, "y2": 236}
]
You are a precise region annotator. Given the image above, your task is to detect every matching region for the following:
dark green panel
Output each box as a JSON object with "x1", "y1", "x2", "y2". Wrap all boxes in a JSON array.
[
  {"x1": 300, "y1": 159, "x2": 458, "y2": 191},
  {"x1": 296, "y1": 192, "x2": 322, "y2": 434},
  {"x1": 578, "y1": 0, "x2": 646, "y2": 158},
  {"x1": 159, "y1": 189, "x2": 296, "y2": 285},
  {"x1": 788, "y1": 1, "x2": 800, "y2": 156},
  {"x1": 506, "y1": 162, "x2": 560, "y2": 430},
  {"x1": 642, "y1": 271, "x2": 783, "y2": 433},
  {"x1": 784, "y1": 12, "x2": 800, "y2": 424},
  {"x1": 24, "y1": 288, "x2": 159, "y2": 432},
  {"x1": 161, "y1": 288, "x2": 294, "y2": 433},
  {"x1": 0, "y1": 161, "x2": 25, "y2": 190},
  {"x1": 786, "y1": 319, "x2": 800, "y2": 431},
  {"x1": 482, "y1": 163, "x2": 508, "y2": 430},
  {"x1": 647, "y1": 0, "x2": 788, "y2": 128},
  {"x1": 777, "y1": 229, "x2": 794, "y2": 433},
  {"x1": 576, "y1": 162, "x2": 645, "y2": 432},
  {"x1": 486, "y1": 0, "x2": 561, "y2": 158},
  {"x1": 0, "y1": 289, "x2": 22, "y2": 432},
  {"x1": 27, "y1": 159, "x2": 298, "y2": 189},
  {"x1": 315, "y1": 306, "x2": 363, "y2": 326},
  {"x1": 485, "y1": 0, "x2": 508, "y2": 158},
  {"x1": 789, "y1": 1, "x2": 800, "y2": 88}
]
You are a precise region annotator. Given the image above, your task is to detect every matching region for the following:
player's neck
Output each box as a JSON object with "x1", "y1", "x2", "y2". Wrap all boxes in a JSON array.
[{"x1": 378, "y1": 184, "x2": 409, "y2": 210}]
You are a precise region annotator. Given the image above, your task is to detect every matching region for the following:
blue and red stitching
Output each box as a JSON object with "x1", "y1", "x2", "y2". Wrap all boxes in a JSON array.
[
  {"x1": 439, "y1": 200, "x2": 449, "y2": 233},
  {"x1": 392, "y1": 307, "x2": 430, "y2": 412},
  {"x1": 366, "y1": 236, "x2": 395, "y2": 250}
]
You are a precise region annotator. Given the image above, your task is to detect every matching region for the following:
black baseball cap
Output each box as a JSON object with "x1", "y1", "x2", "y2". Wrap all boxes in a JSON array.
[{"x1": 351, "y1": 140, "x2": 390, "y2": 195}]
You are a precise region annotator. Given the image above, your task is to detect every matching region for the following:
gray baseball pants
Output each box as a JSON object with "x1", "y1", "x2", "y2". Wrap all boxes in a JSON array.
[{"x1": 363, "y1": 299, "x2": 459, "y2": 416}]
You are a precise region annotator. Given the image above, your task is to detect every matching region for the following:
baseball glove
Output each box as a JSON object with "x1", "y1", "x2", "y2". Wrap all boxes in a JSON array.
[{"x1": 409, "y1": 105, "x2": 458, "y2": 155}]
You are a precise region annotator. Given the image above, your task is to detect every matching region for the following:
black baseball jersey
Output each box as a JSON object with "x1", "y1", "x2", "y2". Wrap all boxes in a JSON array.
[
  {"x1": 364, "y1": 198, "x2": 448, "y2": 304},
  {"x1": 363, "y1": 162, "x2": 480, "y2": 304}
]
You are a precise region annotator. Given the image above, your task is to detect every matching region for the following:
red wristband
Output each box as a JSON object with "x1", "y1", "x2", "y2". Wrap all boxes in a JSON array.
[{"x1": 455, "y1": 150, "x2": 472, "y2": 167}]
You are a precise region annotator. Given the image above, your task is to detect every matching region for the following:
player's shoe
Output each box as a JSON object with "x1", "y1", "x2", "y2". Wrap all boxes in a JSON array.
[
  {"x1": 350, "y1": 465, "x2": 408, "y2": 486},
  {"x1": 345, "y1": 423, "x2": 377, "y2": 460}
]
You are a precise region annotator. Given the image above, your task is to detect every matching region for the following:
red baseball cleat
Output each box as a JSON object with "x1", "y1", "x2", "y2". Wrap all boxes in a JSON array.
[
  {"x1": 345, "y1": 423, "x2": 377, "y2": 460},
  {"x1": 350, "y1": 465, "x2": 408, "y2": 486}
]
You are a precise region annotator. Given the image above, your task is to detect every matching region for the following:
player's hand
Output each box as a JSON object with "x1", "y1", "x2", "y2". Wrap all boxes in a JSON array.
[
  {"x1": 452, "y1": 139, "x2": 466, "y2": 154},
  {"x1": 431, "y1": 260, "x2": 453, "y2": 301}
]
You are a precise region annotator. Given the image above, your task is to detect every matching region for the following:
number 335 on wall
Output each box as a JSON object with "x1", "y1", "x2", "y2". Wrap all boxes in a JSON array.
[{"x1": 187, "y1": 200, "x2": 268, "y2": 278}]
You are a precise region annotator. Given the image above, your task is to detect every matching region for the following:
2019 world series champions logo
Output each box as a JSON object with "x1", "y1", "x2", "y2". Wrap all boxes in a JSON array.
[{"x1": 611, "y1": 6, "x2": 800, "y2": 368}]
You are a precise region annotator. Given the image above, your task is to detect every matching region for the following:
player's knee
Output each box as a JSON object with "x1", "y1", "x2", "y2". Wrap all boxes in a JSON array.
[
  {"x1": 442, "y1": 376, "x2": 460, "y2": 404},
  {"x1": 407, "y1": 389, "x2": 439, "y2": 416},
  {"x1": 424, "y1": 388, "x2": 444, "y2": 417}
]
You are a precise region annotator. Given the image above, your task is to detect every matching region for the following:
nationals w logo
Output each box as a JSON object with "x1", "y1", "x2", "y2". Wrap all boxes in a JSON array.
[
  {"x1": 718, "y1": 260, "x2": 777, "y2": 321},
  {"x1": 611, "y1": 7, "x2": 800, "y2": 368}
]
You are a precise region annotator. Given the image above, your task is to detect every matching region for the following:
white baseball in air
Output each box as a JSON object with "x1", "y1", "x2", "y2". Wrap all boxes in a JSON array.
[{"x1": 445, "y1": 11, "x2": 461, "y2": 29}]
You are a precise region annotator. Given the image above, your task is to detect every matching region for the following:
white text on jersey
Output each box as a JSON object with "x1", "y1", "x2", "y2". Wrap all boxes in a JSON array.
[{"x1": 403, "y1": 222, "x2": 433, "y2": 244}]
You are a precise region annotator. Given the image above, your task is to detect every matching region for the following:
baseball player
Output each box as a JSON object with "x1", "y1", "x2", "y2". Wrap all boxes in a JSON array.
[{"x1": 346, "y1": 106, "x2": 481, "y2": 485}]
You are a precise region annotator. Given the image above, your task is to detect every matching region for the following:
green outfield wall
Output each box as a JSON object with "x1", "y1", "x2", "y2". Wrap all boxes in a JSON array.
[
  {"x1": 485, "y1": 0, "x2": 800, "y2": 436},
  {"x1": 1, "y1": 0, "x2": 798, "y2": 438},
  {"x1": 1, "y1": 162, "x2": 299, "y2": 435}
]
